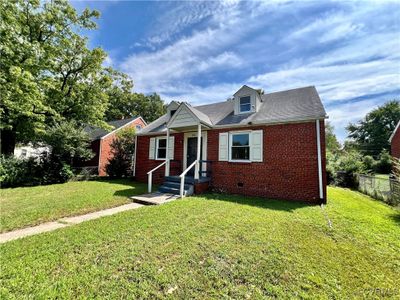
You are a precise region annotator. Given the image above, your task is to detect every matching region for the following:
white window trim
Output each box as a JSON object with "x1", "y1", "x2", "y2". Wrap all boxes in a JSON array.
[
  {"x1": 155, "y1": 137, "x2": 167, "y2": 160},
  {"x1": 239, "y1": 95, "x2": 252, "y2": 114},
  {"x1": 229, "y1": 130, "x2": 252, "y2": 163}
]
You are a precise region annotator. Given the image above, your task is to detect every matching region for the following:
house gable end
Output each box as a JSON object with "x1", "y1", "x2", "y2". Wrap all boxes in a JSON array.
[{"x1": 167, "y1": 103, "x2": 200, "y2": 128}]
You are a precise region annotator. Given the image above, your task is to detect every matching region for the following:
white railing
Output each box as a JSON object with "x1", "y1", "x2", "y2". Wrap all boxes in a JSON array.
[
  {"x1": 147, "y1": 161, "x2": 166, "y2": 193},
  {"x1": 179, "y1": 160, "x2": 198, "y2": 198}
]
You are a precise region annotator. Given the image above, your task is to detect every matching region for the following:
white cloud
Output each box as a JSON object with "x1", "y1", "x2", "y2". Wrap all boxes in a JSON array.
[
  {"x1": 288, "y1": 13, "x2": 363, "y2": 44},
  {"x1": 113, "y1": 1, "x2": 399, "y2": 141},
  {"x1": 120, "y1": 1, "x2": 270, "y2": 93},
  {"x1": 248, "y1": 58, "x2": 399, "y2": 103},
  {"x1": 103, "y1": 55, "x2": 113, "y2": 67},
  {"x1": 326, "y1": 98, "x2": 386, "y2": 141}
]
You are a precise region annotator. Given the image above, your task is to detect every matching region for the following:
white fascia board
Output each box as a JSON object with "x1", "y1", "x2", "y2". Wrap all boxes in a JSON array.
[
  {"x1": 100, "y1": 117, "x2": 143, "y2": 140},
  {"x1": 389, "y1": 120, "x2": 400, "y2": 142}
]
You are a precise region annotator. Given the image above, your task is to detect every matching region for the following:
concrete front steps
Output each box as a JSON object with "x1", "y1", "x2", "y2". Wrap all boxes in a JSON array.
[{"x1": 158, "y1": 176, "x2": 195, "y2": 196}]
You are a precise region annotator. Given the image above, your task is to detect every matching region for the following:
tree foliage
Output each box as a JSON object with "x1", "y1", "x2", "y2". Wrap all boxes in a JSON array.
[
  {"x1": 346, "y1": 100, "x2": 400, "y2": 157},
  {"x1": 44, "y1": 121, "x2": 93, "y2": 164},
  {"x1": 104, "y1": 69, "x2": 166, "y2": 123},
  {"x1": 0, "y1": 0, "x2": 112, "y2": 154},
  {"x1": 0, "y1": 0, "x2": 165, "y2": 156},
  {"x1": 105, "y1": 127, "x2": 136, "y2": 177},
  {"x1": 325, "y1": 122, "x2": 341, "y2": 153}
]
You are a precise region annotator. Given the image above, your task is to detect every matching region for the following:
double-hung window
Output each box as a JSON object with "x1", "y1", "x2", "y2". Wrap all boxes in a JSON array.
[
  {"x1": 156, "y1": 137, "x2": 167, "y2": 159},
  {"x1": 239, "y1": 96, "x2": 251, "y2": 113},
  {"x1": 230, "y1": 133, "x2": 250, "y2": 161}
]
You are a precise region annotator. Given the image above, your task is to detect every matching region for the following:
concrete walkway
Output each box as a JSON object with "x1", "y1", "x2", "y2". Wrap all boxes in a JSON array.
[
  {"x1": 0, "y1": 202, "x2": 144, "y2": 244},
  {"x1": 131, "y1": 192, "x2": 179, "y2": 205}
]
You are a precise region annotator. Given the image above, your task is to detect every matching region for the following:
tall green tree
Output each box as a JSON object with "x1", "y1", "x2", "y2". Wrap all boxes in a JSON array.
[
  {"x1": 104, "y1": 69, "x2": 166, "y2": 123},
  {"x1": 0, "y1": 0, "x2": 110, "y2": 155},
  {"x1": 346, "y1": 100, "x2": 400, "y2": 157},
  {"x1": 325, "y1": 122, "x2": 341, "y2": 153}
]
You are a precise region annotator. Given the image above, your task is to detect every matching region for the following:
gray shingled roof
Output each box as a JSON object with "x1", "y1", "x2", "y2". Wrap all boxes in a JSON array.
[
  {"x1": 216, "y1": 86, "x2": 326, "y2": 126},
  {"x1": 84, "y1": 116, "x2": 140, "y2": 140},
  {"x1": 139, "y1": 86, "x2": 326, "y2": 135}
]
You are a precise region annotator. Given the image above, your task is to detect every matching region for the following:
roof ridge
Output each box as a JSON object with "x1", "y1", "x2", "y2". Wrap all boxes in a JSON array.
[{"x1": 261, "y1": 86, "x2": 316, "y2": 97}]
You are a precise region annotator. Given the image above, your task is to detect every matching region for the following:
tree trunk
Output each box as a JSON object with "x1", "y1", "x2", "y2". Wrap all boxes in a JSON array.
[{"x1": 0, "y1": 129, "x2": 16, "y2": 156}]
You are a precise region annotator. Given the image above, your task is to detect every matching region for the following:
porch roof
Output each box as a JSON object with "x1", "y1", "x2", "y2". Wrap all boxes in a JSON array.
[{"x1": 167, "y1": 102, "x2": 212, "y2": 129}]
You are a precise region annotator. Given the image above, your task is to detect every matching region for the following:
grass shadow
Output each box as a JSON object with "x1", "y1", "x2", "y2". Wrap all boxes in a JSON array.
[
  {"x1": 196, "y1": 192, "x2": 314, "y2": 212},
  {"x1": 389, "y1": 212, "x2": 400, "y2": 225}
]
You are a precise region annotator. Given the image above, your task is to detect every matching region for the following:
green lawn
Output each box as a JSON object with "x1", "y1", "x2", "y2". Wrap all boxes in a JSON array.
[
  {"x1": 375, "y1": 173, "x2": 390, "y2": 180},
  {"x1": 0, "y1": 179, "x2": 147, "y2": 233},
  {"x1": 1, "y1": 187, "x2": 399, "y2": 299}
]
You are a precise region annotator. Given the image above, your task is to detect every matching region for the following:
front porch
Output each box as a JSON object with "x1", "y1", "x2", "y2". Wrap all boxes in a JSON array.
[{"x1": 146, "y1": 103, "x2": 213, "y2": 197}]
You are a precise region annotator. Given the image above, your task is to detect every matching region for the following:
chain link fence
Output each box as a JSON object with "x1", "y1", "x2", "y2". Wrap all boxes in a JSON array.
[{"x1": 357, "y1": 174, "x2": 400, "y2": 206}]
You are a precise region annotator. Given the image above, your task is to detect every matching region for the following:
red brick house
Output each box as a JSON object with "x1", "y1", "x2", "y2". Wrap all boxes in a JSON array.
[
  {"x1": 135, "y1": 85, "x2": 327, "y2": 204},
  {"x1": 79, "y1": 116, "x2": 146, "y2": 176},
  {"x1": 389, "y1": 120, "x2": 400, "y2": 159}
]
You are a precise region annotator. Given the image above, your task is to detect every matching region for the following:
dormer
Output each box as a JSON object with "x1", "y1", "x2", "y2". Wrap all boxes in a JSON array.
[
  {"x1": 167, "y1": 101, "x2": 180, "y2": 119},
  {"x1": 233, "y1": 85, "x2": 262, "y2": 115}
]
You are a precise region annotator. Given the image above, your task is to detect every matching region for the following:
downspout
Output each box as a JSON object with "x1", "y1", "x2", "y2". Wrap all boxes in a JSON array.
[
  {"x1": 98, "y1": 139, "x2": 102, "y2": 176},
  {"x1": 316, "y1": 119, "x2": 324, "y2": 201},
  {"x1": 133, "y1": 135, "x2": 138, "y2": 177}
]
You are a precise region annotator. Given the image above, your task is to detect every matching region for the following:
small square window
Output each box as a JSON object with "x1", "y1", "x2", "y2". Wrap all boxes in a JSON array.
[
  {"x1": 136, "y1": 125, "x2": 142, "y2": 131},
  {"x1": 239, "y1": 96, "x2": 251, "y2": 113}
]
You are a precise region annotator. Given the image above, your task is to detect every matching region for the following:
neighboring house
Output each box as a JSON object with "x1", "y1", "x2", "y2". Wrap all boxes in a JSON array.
[
  {"x1": 135, "y1": 85, "x2": 327, "y2": 204},
  {"x1": 76, "y1": 116, "x2": 147, "y2": 176},
  {"x1": 389, "y1": 120, "x2": 400, "y2": 159},
  {"x1": 14, "y1": 144, "x2": 50, "y2": 160}
]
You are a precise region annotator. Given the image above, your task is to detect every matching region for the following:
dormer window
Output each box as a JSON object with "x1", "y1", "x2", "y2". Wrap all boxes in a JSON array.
[
  {"x1": 239, "y1": 96, "x2": 251, "y2": 113},
  {"x1": 170, "y1": 110, "x2": 177, "y2": 117}
]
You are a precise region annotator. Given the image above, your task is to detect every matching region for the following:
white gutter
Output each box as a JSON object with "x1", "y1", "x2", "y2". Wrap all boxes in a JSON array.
[
  {"x1": 316, "y1": 119, "x2": 323, "y2": 200},
  {"x1": 389, "y1": 120, "x2": 400, "y2": 142},
  {"x1": 98, "y1": 140, "x2": 102, "y2": 175},
  {"x1": 133, "y1": 135, "x2": 138, "y2": 177},
  {"x1": 101, "y1": 117, "x2": 146, "y2": 140},
  {"x1": 137, "y1": 116, "x2": 328, "y2": 136}
]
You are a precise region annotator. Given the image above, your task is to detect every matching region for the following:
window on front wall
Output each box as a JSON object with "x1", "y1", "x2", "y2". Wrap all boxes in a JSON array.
[
  {"x1": 231, "y1": 133, "x2": 250, "y2": 161},
  {"x1": 239, "y1": 96, "x2": 251, "y2": 113},
  {"x1": 136, "y1": 124, "x2": 142, "y2": 131},
  {"x1": 156, "y1": 137, "x2": 167, "y2": 159}
]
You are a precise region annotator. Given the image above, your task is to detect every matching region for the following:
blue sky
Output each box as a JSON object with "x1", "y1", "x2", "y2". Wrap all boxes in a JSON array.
[{"x1": 71, "y1": 0, "x2": 400, "y2": 141}]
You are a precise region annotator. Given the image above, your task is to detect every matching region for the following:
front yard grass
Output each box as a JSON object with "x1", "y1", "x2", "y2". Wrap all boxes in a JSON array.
[
  {"x1": 0, "y1": 179, "x2": 147, "y2": 233},
  {"x1": 1, "y1": 187, "x2": 399, "y2": 298}
]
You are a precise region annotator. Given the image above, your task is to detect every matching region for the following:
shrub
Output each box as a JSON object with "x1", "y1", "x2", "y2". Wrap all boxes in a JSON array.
[
  {"x1": 326, "y1": 151, "x2": 337, "y2": 184},
  {"x1": 105, "y1": 127, "x2": 135, "y2": 178},
  {"x1": 362, "y1": 155, "x2": 376, "y2": 173},
  {"x1": 373, "y1": 150, "x2": 392, "y2": 174},
  {"x1": 330, "y1": 150, "x2": 366, "y2": 188},
  {"x1": 0, "y1": 155, "x2": 74, "y2": 188},
  {"x1": 0, "y1": 156, "x2": 40, "y2": 187}
]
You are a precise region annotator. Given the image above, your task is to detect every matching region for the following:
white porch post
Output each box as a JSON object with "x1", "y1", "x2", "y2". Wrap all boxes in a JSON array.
[
  {"x1": 165, "y1": 127, "x2": 170, "y2": 176},
  {"x1": 194, "y1": 123, "x2": 201, "y2": 180}
]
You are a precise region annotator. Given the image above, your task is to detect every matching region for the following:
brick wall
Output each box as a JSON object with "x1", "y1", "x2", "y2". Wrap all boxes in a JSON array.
[
  {"x1": 98, "y1": 118, "x2": 146, "y2": 176},
  {"x1": 135, "y1": 121, "x2": 326, "y2": 203},
  {"x1": 135, "y1": 133, "x2": 184, "y2": 183},
  {"x1": 208, "y1": 121, "x2": 326, "y2": 203},
  {"x1": 391, "y1": 129, "x2": 400, "y2": 159}
]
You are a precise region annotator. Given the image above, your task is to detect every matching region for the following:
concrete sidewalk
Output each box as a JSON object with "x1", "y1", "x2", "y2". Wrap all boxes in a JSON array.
[{"x1": 0, "y1": 202, "x2": 144, "y2": 244}]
